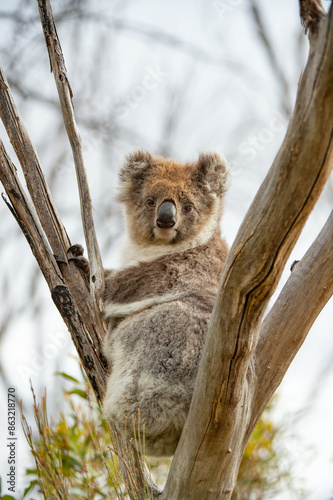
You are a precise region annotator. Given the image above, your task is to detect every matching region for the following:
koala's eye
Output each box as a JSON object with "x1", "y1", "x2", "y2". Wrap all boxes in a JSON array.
[
  {"x1": 183, "y1": 204, "x2": 193, "y2": 213},
  {"x1": 146, "y1": 199, "x2": 156, "y2": 208}
]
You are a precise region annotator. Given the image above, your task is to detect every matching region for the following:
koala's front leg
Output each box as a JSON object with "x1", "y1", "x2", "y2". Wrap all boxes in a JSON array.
[{"x1": 68, "y1": 244, "x2": 115, "y2": 292}]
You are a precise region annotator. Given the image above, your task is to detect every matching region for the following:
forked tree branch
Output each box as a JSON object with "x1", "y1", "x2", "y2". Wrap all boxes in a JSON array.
[
  {"x1": 0, "y1": 1, "x2": 157, "y2": 496},
  {"x1": 0, "y1": 138, "x2": 107, "y2": 400},
  {"x1": 246, "y1": 210, "x2": 333, "y2": 444},
  {"x1": 0, "y1": 66, "x2": 105, "y2": 360},
  {"x1": 163, "y1": 4, "x2": 333, "y2": 499}
]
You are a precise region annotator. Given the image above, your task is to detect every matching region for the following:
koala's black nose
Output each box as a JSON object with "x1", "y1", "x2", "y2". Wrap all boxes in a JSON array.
[{"x1": 156, "y1": 201, "x2": 176, "y2": 228}]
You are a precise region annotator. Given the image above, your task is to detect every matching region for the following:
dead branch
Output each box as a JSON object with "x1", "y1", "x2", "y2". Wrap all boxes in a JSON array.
[
  {"x1": 37, "y1": 0, "x2": 105, "y2": 325},
  {"x1": 0, "y1": 139, "x2": 62, "y2": 289},
  {"x1": 0, "y1": 66, "x2": 68, "y2": 263},
  {"x1": 0, "y1": 139, "x2": 107, "y2": 400},
  {"x1": 163, "y1": 5, "x2": 333, "y2": 499},
  {"x1": 0, "y1": 64, "x2": 105, "y2": 360}
]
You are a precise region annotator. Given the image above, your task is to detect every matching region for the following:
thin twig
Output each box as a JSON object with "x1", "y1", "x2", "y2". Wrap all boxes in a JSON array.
[
  {"x1": 0, "y1": 64, "x2": 69, "y2": 263},
  {"x1": 37, "y1": 0, "x2": 105, "y2": 327}
]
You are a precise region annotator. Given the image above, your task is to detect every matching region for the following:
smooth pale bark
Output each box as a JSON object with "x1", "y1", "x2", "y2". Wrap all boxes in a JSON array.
[
  {"x1": 246, "y1": 211, "x2": 333, "y2": 444},
  {"x1": 162, "y1": 4, "x2": 333, "y2": 499}
]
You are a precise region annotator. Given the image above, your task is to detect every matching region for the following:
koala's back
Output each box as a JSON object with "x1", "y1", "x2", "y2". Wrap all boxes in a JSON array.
[{"x1": 103, "y1": 234, "x2": 228, "y2": 457}]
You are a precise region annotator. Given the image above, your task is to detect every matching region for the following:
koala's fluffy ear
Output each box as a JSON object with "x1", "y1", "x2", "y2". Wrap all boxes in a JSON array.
[
  {"x1": 194, "y1": 152, "x2": 230, "y2": 198},
  {"x1": 117, "y1": 150, "x2": 155, "y2": 202}
]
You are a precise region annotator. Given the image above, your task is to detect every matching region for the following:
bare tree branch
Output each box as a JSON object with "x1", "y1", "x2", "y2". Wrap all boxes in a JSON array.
[
  {"x1": 0, "y1": 65, "x2": 105, "y2": 357},
  {"x1": 0, "y1": 139, "x2": 107, "y2": 400},
  {"x1": 0, "y1": 2, "x2": 160, "y2": 494},
  {"x1": 163, "y1": 5, "x2": 332, "y2": 499},
  {"x1": 37, "y1": 0, "x2": 105, "y2": 325},
  {"x1": 246, "y1": 210, "x2": 333, "y2": 444},
  {"x1": 0, "y1": 68, "x2": 69, "y2": 264},
  {"x1": 0, "y1": 139, "x2": 62, "y2": 288}
]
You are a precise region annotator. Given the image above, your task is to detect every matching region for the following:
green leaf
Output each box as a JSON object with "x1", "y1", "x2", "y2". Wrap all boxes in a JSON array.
[
  {"x1": 65, "y1": 388, "x2": 88, "y2": 400},
  {"x1": 25, "y1": 468, "x2": 37, "y2": 475},
  {"x1": 23, "y1": 479, "x2": 38, "y2": 498},
  {"x1": 54, "y1": 371, "x2": 80, "y2": 383}
]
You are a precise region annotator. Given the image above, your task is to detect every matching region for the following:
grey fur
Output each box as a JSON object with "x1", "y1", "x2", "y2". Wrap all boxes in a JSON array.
[{"x1": 102, "y1": 151, "x2": 229, "y2": 457}]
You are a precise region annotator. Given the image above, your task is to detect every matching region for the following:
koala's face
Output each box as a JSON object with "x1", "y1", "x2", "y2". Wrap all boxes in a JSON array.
[{"x1": 117, "y1": 151, "x2": 230, "y2": 247}]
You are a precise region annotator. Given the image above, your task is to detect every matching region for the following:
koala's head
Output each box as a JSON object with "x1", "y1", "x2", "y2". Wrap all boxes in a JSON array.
[{"x1": 117, "y1": 150, "x2": 230, "y2": 247}]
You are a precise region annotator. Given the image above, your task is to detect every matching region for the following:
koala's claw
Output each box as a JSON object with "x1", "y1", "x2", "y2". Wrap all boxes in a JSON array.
[
  {"x1": 68, "y1": 244, "x2": 90, "y2": 281},
  {"x1": 68, "y1": 255, "x2": 90, "y2": 274},
  {"x1": 54, "y1": 255, "x2": 67, "y2": 265}
]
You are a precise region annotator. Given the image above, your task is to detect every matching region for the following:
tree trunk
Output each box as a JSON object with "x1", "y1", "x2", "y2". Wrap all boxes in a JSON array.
[{"x1": 162, "y1": 1, "x2": 333, "y2": 497}]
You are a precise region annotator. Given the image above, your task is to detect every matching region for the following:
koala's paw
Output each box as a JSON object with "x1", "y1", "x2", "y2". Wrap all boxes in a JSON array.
[
  {"x1": 68, "y1": 244, "x2": 90, "y2": 280},
  {"x1": 68, "y1": 244, "x2": 85, "y2": 257}
]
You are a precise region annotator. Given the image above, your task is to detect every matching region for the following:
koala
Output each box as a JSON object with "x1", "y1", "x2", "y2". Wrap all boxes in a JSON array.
[
  {"x1": 99, "y1": 150, "x2": 230, "y2": 457},
  {"x1": 72, "y1": 150, "x2": 230, "y2": 457}
]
